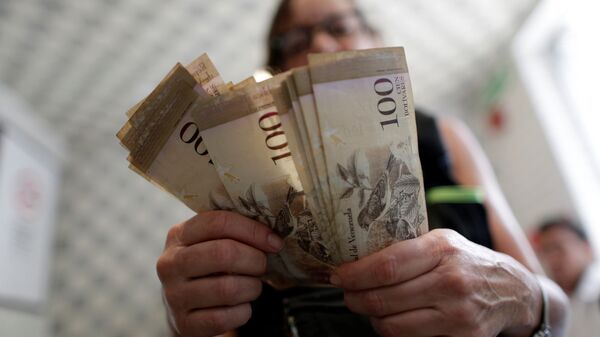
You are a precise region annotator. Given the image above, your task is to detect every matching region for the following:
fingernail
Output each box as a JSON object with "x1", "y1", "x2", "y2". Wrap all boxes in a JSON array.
[
  {"x1": 268, "y1": 233, "x2": 284, "y2": 251},
  {"x1": 330, "y1": 273, "x2": 341, "y2": 286}
]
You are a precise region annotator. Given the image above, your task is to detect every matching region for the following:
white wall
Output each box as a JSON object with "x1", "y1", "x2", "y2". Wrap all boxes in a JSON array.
[
  {"x1": 0, "y1": 308, "x2": 49, "y2": 337},
  {"x1": 466, "y1": 63, "x2": 575, "y2": 232}
]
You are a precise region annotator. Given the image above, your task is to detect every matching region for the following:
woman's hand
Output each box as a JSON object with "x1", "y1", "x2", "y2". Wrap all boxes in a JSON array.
[
  {"x1": 331, "y1": 228, "x2": 543, "y2": 337},
  {"x1": 156, "y1": 211, "x2": 284, "y2": 337}
]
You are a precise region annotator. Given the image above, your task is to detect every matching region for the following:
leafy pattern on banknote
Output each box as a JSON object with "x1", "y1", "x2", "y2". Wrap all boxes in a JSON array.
[
  {"x1": 236, "y1": 185, "x2": 333, "y2": 264},
  {"x1": 337, "y1": 152, "x2": 372, "y2": 209},
  {"x1": 236, "y1": 185, "x2": 295, "y2": 238},
  {"x1": 356, "y1": 172, "x2": 387, "y2": 230},
  {"x1": 338, "y1": 149, "x2": 424, "y2": 253},
  {"x1": 208, "y1": 190, "x2": 236, "y2": 211},
  {"x1": 294, "y1": 210, "x2": 333, "y2": 264}
]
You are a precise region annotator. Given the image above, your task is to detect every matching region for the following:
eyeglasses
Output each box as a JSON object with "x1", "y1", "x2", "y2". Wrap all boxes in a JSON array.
[{"x1": 270, "y1": 10, "x2": 370, "y2": 57}]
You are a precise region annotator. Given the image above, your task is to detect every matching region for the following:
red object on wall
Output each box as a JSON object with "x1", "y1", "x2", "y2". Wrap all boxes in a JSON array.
[{"x1": 488, "y1": 104, "x2": 506, "y2": 132}]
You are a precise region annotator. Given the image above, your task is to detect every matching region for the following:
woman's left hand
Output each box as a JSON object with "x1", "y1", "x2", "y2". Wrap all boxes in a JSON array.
[{"x1": 330, "y1": 228, "x2": 543, "y2": 337}]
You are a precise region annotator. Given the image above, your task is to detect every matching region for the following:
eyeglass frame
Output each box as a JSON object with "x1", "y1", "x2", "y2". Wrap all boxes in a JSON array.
[{"x1": 269, "y1": 9, "x2": 373, "y2": 58}]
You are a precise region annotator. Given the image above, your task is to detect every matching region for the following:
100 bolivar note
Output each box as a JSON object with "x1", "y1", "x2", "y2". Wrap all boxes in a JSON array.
[
  {"x1": 190, "y1": 77, "x2": 339, "y2": 287},
  {"x1": 309, "y1": 47, "x2": 428, "y2": 262}
]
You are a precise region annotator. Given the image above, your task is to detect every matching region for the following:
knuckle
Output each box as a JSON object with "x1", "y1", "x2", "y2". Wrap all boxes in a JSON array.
[
  {"x1": 172, "y1": 246, "x2": 193, "y2": 270},
  {"x1": 469, "y1": 325, "x2": 486, "y2": 337},
  {"x1": 162, "y1": 286, "x2": 183, "y2": 309},
  {"x1": 205, "y1": 210, "x2": 230, "y2": 237},
  {"x1": 217, "y1": 276, "x2": 240, "y2": 301},
  {"x1": 211, "y1": 240, "x2": 238, "y2": 266},
  {"x1": 251, "y1": 221, "x2": 263, "y2": 245},
  {"x1": 447, "y1": 269, "x2": 470, "y2": 295},
  {"x1": 434, "y1": 229, "x2": 451, "y2": 243},
  {"x1": 343, "y1": 293, "x2": 355, "y2": 310},
  {"x1": 156, "y1": 252, "x2": 176, "y2": 281},
  {"x1": 155, "y1": 257, "x2": 168, "y2": 280},
  {"x1": 256, "y1": 251, "x2": 268, "y2": 274},
  {"x1": 454, "y1": 307, "x2": 468, "y2": 324},
  {"x1": 204, "y1": 309, "x2": 228, "y2": 333},
  {"x1": 167, "y1": 222, "x2": 185, "y2": 242},
  {"x1": 453, "y1": 305, "x2": 474, "y2": 326},
  {"x1": 166, "y1": 225, "x2": 180, "y2": 244},
  {"x1": 371, "y1": 318, "x2": 395, "y2": 337},
  {"x1": 375, "y1": 254, "x2": 398, "y2": 284},
  {"x1": 437, "y1": 234, "x2": 455, "y2": 253},
  {"x1": 175, "y1": 314, "x2": 191, "y2": 336},
  {"x1": 247, "y1": 278, "x2": 263, "y2": 300},
  {"x1": 236, "y1": 304, "x2": 253, "y2": 326},
  {"x1": 362, "y1": 291, "x2": 386, "y2": 316},
  {"x1": 434, "y1": 227, "x2": 458, "y2": 238},
  {"x1": 454, "y1": 320, "x2": 482, "y2": 337}
]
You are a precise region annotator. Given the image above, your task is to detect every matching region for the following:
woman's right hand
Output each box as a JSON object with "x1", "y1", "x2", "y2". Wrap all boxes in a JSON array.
[{"x1": 156, "y1": 211, "x2": 284, "y2": 337}]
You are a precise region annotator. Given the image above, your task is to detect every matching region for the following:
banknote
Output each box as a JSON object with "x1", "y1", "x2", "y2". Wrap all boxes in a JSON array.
[
  {"x1": 271, "y1": 83, "x2": 331, "y2": 238},
  {"x1": 117, "y1": 54, "x2": 226, "y2": 151},
  {"x1": 283, "y1": 78, "x2": 319, "y2": 208},
  {"x1": 292, "y1": 67, "x2": 335, "y2": 222},
  {"x1": 119, "y1": 62, "x2": 234, "y2": 212},
  {"x1": 191, "y1": 78, "x2": 340, "y2": 286},
  {"x1": 116, "y1": 64, "x2": 197, "y2": 152},
  {"x1": 308, "y1": 47, "x2": 428, "y2": 261}
]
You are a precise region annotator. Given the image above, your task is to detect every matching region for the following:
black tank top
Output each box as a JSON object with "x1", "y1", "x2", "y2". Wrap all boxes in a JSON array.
[{"x1": 238, "y1": 110, "x2": 493, "y2": 337}]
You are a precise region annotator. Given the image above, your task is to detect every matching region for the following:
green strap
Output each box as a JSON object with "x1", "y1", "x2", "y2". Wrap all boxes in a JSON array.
[{"x1": 426, "y1": 186, "x2": 485, "y2": 204}]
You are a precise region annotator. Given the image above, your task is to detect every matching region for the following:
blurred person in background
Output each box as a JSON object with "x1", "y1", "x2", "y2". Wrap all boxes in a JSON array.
[
  {"x1": 156, "y1": 0, "x2": 569, "y2": 336},
  {"x1": 534, "y1": 217, "x2": 600, "y2": 336}
]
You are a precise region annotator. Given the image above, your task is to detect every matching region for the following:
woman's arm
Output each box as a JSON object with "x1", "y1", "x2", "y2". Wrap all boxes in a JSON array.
[{"x1": 438, "y1": 118, "x2": 569, "y2": 336}]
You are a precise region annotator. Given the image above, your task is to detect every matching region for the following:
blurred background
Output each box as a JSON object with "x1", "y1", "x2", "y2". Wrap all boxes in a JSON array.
[{"x1": 0, "y1": 0, "x2": 598, "y2": 336}]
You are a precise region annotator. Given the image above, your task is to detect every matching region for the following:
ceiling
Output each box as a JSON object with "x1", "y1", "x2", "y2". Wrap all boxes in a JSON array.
[{"x1": 0, "y1": 0, "x2": 537, "y2": 128}]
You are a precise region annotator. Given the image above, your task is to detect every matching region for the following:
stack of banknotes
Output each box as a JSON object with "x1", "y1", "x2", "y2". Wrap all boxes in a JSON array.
[{"x1": 117, "y1": 47, "x2": 428, "y2": 287}]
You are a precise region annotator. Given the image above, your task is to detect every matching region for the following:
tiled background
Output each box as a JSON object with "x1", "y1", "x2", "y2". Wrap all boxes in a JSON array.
[{"x1": 1, "y1": 1, "x2": 572, "y2": 336}]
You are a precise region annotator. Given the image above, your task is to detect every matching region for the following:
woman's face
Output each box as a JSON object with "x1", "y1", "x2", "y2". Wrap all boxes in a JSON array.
[{"x1": 279, "y1": 0, "x2": 382, "y2": 70}]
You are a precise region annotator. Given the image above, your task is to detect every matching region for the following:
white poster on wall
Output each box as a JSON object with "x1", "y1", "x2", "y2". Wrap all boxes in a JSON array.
[{"x1": 0, "y1": 87, "x2": 63, "y2": 309}]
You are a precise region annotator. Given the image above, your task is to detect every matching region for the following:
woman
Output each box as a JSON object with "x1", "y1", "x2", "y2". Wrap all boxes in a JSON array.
[{"x1": 156, "y1": 0, "x2": 568, "y2": 336}]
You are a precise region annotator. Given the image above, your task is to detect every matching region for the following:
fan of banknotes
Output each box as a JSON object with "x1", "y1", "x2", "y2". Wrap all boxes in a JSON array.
[{"x1": 117, "y1": 47, "x2": 428, "y2": 287}]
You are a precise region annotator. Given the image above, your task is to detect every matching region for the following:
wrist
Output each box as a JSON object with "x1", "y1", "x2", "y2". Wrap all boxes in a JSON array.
[
  {"x1": 532, "y1": 277, "x2": 551, "y2": 337},
  {"x1": 497, "y1": 259, "x2": 544, "y2": 337}
]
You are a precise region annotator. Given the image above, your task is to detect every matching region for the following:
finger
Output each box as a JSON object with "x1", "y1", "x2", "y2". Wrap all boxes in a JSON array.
[
  {"x1": 331, "y1": 230, "x2": 448, "y2": 290},
  {"x1": 165, "y1": 222, "x2": 184, "y2": 248},
  {"x1": 177, "y1": 303, "x2": 252, "y2": 337},
  {"x1": 179, "y1": 211, "x2": 284, "y2": 253},
  {"x1": 370, "y1": 308, "x2": 447, "y2": 337},
  {"x1": 179, "y1": 239, "x2": 268, "y2": 278},
  {"x1": 167, "y1": 275, "x2": 262, "y2": 311},
  {"x1": 344, "y1": 272, "x2": 438, "y2": 317}
]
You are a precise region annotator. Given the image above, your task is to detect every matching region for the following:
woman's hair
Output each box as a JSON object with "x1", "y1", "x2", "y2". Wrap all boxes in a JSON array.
[
  {"x1": 265, "y1": 0, "x2": 298, "y2": 73},
  {"x1": 538, "y1": 216, "x2": 588, "y2": 242},
  {"x1": 265, "y1": 0, "x2": 378, "y2": 73}
]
